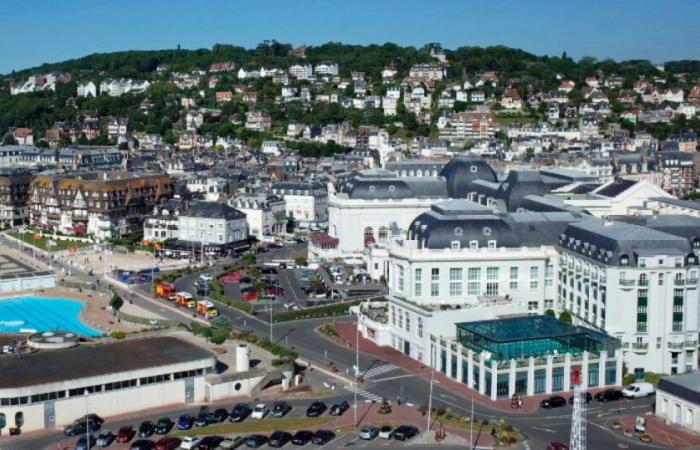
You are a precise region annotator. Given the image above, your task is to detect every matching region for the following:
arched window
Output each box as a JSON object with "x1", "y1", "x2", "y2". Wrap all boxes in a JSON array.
[
  {"x1": 364, "y1": 227, "x2": 374, "y2": 238},
  {"x1": 0, "y1": 413, "x2": 6, "y2": 431},
  {"x1": 14, "y1": 412, "x2": 23, "y2": 428}
]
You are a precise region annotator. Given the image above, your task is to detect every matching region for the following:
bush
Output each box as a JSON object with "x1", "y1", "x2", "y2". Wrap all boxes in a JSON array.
[
  {"x1": 272, "y1": 300, "x2": 363, "y2": 323},
  {"x1": 110, "y1": 331, "x2": 126, "y2": 339},
  {"x1": 544, "y1": 309, "x2": 556, "y2": 318},
  {"x1": 558, "y1": 310, "x2": 572, "y2": 324},
  {"x1": 294, "y1": 256, "x2": 308, "y2": 267},
  {"x1": 209, "y1": 328, "x2": 229, "y2": 345}
]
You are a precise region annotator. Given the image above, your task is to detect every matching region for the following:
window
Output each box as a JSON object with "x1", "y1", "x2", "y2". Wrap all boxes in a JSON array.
[
  {"x1": 469, "y1": 240, "x2": 478, "y2": 249},
  {"x1": 468, "y1": 268, "x2": 480, "y2": 280},
  {"x1": 528, "y1": 301, "x2": 539, "y2": 314},
  {"x1": 414, "y1": 268, "x2": 422, "y2": 297},
  {"x1": 509, "y1": 267, "x2": 518, "y2": 289},
  {"x1": 390, "y1": 306, "x2": 395, "y2": 325},
  {"x1": 639, "y1": 273, "x2": 648, "y2": 286},
  {"x1": 431, "y1": 268, "x2": 439, "y2": 297},
  {"x1": 397, "y1": 265, "x2": 405, "y2": 293},
  {"x1": 417, "y1": 317, "x2": 423, "y2": 338},
  {"x1": 398, "y1": 309, "x2": 403, "y2": 328},
  {"x1": 545, "y1": 264, "x2": 554, "y2": 279},
  {"x1": 659, "y1": 273, "x2": 664, "y2": 286},
  {"x1": 486, "y1": 282, "x2": 499, "y2": 296},
  {"x1": 487, "y1": 240, "x2": 497, "y2": 249},
  {"x1": 405, "y1": 313, "x2": 410, "y2": 332},
  {"x1": 378, "y1": 227, "x2": 388, "y2": 241},
  {"x1": 487, "y1": 267, "x2": 499, "y2": 280},
  {"x1": 451, "y1": 241, "x2": 461, "y2": 250},
  {"x1": 449, "y1": 268, "x2": 462, "y2": 296}
]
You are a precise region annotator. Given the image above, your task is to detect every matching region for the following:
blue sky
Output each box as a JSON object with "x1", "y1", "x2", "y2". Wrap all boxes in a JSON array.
[{"x1": 3, "y1": 0, "x2": 699, "y2": 74}]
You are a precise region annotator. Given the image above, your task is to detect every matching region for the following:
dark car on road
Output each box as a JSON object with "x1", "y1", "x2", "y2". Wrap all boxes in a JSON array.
[
  {"x1": 230, "y1": 403, "x2": 251, "y2": 422},
  {"x1": 568, "y1": 392, "x2": 593, "y2": 404},
  {"x1": 271, "y1": 401, "x2": 292, "y2": 418},
  {"x1": 546, "y1": 443, "x2": 570, "y2": 450},
  {"x1": 595, "y1": 389, "x2": 624, "y2": 402},
  {"x1": 540, "y1": 395, "x2": 567, "y2": 409},
  {"x1": 394, "y1": 425, "x2": 419, "y2": 441},
  {"x1": 75, "y1": 435, "x2": 96, "y2": 450},
  {"x1": 176, "y1": 412, "x2": 194, "y2": 430},
  {"x1": 65, "y1": 420, "x2": 100, "y2": 436},
  {"x1": 311, "y1": 430, "x2": 335, "y2": 445},
  {"x1": 213, "y1": 408, "x2": 229, "y2": 422},
  {"x1": 116, "y1": 425, "x2": 135, "y2": 443},
  {"x1": 268, "y1": 430, "x2": 292, "y2": 447},
  {"x1": 244, "y1": 434, "x2": 267, "y2": 448},
  {"x1": 261, "y1": 266, "x2": 277, "y2": 274},
  {"x1": 305, "y1": 401, "x2": 327, "y2": 417},
  {"x1": 130, "y1": 439, "x2": 156, "y2": 450},
  {"x1": 138, "y1": 420, "x2": 155, "y2": 437},
  {"x1": 154, "y1": 417, "x2": 173, "y2": 434},
  {"x1": 291, "y1": 430, "x2": 313, "y2": 445},
  {"x1": 329, "y1": 400, "x2": 349, "y2": 416},
  {"x1": 198, "y1": 435, "x2": 224, "y2": 450}
]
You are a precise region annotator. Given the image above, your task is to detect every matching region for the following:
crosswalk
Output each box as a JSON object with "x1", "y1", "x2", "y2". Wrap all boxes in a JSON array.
[
  {"x1": 360, "y1": 364, "x2": 399, "y2": 379},
  {"x1": 343, "y1": 383, "x2": 383, "y2": 402}
]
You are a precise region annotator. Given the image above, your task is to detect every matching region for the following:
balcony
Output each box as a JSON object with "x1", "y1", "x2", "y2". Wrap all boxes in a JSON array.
[
  {"x1": 636, "y1": 306, "x2": 647, "y2": 313},
  {"x1": 631, "y1": 343, "x2": 649, "y2": 352},
  {"x1": 686, "y1": 278, "x2": 698, "y2": 289},
  {"x1": 638, "y1": 280, "x2": 649, "y2": 287},
  {"x1": 667, "y1": 341, "x2": 685, "y2": 350},
  {"x1": 619, "y1": 279, "x2": 636, "y2": 289},
  {"x1": 685, "y1": 340, "x2": 698, "y2": 349},
  {"x1": 675, "y1": 279, "x2": 685, "y2": 287}
]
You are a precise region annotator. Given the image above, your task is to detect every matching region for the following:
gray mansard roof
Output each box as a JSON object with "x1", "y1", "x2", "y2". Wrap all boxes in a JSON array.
[
  {"x1": 344, "y1": 175, "x2": 448, "y2": 199},
  {"x1": 615, "y1": 215, "x2": 700, "y2": 245},
  {"x1": 181, "y1": 201, "x2": 246, "y2": 221},
  {"x1": 407, "y1": 201, "x2": 582, "y2": 249},
  {"x1": 560, "y1": 220, "x2": 691, "y2": 266},
  {"x1": 495, "y1": 170, "x2": 551, "y2": 211},
  {"x1": 439, "y1": 154, "x2": 497, "y2": 198}
]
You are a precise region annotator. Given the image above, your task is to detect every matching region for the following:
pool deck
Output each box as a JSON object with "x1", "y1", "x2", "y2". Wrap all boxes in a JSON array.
[{"x1": 0, "y1": 287, "x2": 166, "y2": 336}]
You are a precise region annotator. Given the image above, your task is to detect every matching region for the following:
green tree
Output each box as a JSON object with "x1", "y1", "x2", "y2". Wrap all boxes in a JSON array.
[
  {"x1": 294, "y1": 256, "x2": 308, "y2": 267},
  {"x1": 544, "y1": 309, "x2": 556, "y2": 318},
  {"x1": 558, "y1": 311, "x2": 572, "y2": 324}
]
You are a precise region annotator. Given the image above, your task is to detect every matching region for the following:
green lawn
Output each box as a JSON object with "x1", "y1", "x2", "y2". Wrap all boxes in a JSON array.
[
  {"x1": 8, "y1": 231, "x2": 92, "y2": 252},
  {"x1": 494, "y1": 115, "x2": 536, "y2": 127},
  {"x1": 172, "y1": 416, "x2": 333, "y2": 436}
]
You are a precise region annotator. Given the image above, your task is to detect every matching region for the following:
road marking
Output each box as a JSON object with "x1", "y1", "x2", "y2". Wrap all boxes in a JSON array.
[
  {"x1": 361, "y1": 364, "x2": 399, "y2": 379},
  {"x1": 532, "y1": 426, "x2": 556, "y2": 433},
  {"x1": 440, "y1": 394, "x2": 457, "y2": 401},
  {"x1": 369, "y1": 374, "x2": 415, "y2": 383},
  {"x1": 344, "y1": 384, "x2": 382, "y2": 402}
]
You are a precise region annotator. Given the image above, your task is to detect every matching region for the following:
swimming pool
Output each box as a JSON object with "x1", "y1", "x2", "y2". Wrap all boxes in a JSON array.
[{"x1": 0, "y1": 296, "x2": 101, "y2": 336}]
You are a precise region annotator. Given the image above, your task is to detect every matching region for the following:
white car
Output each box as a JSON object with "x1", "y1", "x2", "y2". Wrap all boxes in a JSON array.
[
  {"x1": 251, "y1": 403, "x2": 268, "y2": 419},
  {"x1": 199, "y1": 273, "x2": 213, "y2": 281},
  {"x1": 180, "y1": 436, "x2": 201, "y2": 449},
  {"x1": 378, "y1": 425, "x2": 394, "y2": 439},
  {"x1": 622, "y1": 381, "x2": 655, "y2": 398}
]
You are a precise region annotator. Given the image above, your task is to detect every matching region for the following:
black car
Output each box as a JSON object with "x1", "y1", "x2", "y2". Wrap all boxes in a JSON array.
[
  {"x1": 130, "y1": 439, "x2": 156, "y2": 450},
  {"x1": 568, "y1": 392, "x2": 593, "y2": 404},
  {"x1": 311, "y1": 430, "x2": 335, "y2": 445},
  {"x1": 213, "y1": 408, "x2": 229, "y2": 422},
  {"x1": 244, "y1": 434, "x2": 267, "y2": 448},
  {"x1": 595, "y1": 389, "x2": 624, "y2": 402},
  {"x1": 240, "y1": 276, "x2": 253, "y2": 284},
  {"x1": 306, "y1": 401, "x2": 327, "y2": 417},
  {"x1": 540, "y1": 395, "x2": 567, "y2": 409},
  {"x1": 230, "y1": 403, "x2": 251, "y2": 422},
  {"x1": 268, "y1": 430, "x2": 292, "y2": 447},
  {"x1": 261, "y1": 266, "x2": 277, "y2": 274},
  {"x1": 84, "y1": 414, "x2": 105, "y2": 426},
  {"x1": 154, "y1": 417, "x2": 173, "y2": 435},
  {"x1": 393, "y1": 425, "x2": 419, "y2": 441},
  {"x1": 138, "y1": 420, "x2": 155, "y2": 437},
  {"x1": 64, "y1": 419, "x2": 100, "y2": 436},
  {"x1": 291, "y1": 430, "x2": 313, "y2": 445},
  {"x1": 271, "y1": 401, "x2": 292, "y2": 418},
  {"x1": 329, "y1": 400, "x2": 349, "y2": 416},
  {"x1": 198, "y1": 435, "x2": 224, "y2": 450}
]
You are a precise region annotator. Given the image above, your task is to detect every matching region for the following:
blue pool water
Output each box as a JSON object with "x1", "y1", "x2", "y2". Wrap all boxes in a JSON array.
[{"x1": 0, "y1": 296, "x2": 101, "y2": 336}]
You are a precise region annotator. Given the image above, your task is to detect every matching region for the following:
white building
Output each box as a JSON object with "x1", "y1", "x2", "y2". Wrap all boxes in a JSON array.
[
  {"x1": 76, "y1": 81, "x2": 96, "y2": 98},
  {"x1": 288, "y1": 64, "x2": 313, "y2": 80},
  {"x1": 656, "y1": 373, "x2": 700, "y2": 433},
  {"x1": 261, "y1": 140, "x2": 287, "y2": 156},
  {"x1": 269, "y1": 182, "x2": 328, "y2": 229},
  {"x1": 186, "y1": 176, "x2": 227, "y2": 202},
  {"x1": 230, "y1": 195, "x2": 286, "y2": 240},
  {"x1": 314, "y1": 62, "x2": 339, "y2": 77},
  {"x1": 177, "y1": 202, "x2": 247, "y2": 246}
]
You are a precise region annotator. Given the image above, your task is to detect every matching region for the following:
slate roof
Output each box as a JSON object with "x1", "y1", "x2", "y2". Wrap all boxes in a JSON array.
[
  {"x1": 658, "y1": 373, "x2": 700, "y2": 405},
  {"x1": 595, "y1": 178, "x2": 637, "y2": 198},
  {"x1": 439, "y1": 154, "x2": 497, "y2": 198},
  {"x1": 344, "y1": 175, "x2": 448, "y2": 199},
  {"x1": 181, "y1": 201, "x2": 245, "y2": 220}
]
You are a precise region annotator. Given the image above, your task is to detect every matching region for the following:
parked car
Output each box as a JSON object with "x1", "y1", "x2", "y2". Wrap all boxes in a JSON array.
[
  {"x1": 270, "y1": 401, "x2": 292, "y2": 418},
  {"x1": 154, "y1": 417, "x2": 173, "y2": 434},
  {"x1": 198, "y1": 435, "x2": 225, "y2": 450},
  {"x1": 75, "y1": 435, "x2": 97, "y2": 450},
  {"x1": 213, "y1": 408, "x2": 230, "y2": 422},
  {"x1": 546, "y1": 443, "x2": 570, "y2": 450},
  {"x1": 265, "y1": 287, "x2": 284, "y2": 297},
  {"x1": 378, "y1": 425, "x2": 394, "y2": 439},
  {"x1": 96, "y1": 430, "x2": 115, "y2": 447},
  {"x1": 239, "y1": 276, "x2": 253, "y2": 284},
  {"x1": 311, "y1": 430, "x2": 335, "y2": 445},
  {"x1": 568, "y1": 392, "x2": 593, "y2": 404},
  {"x1": 116, "y1": 425, "x2": 135, "y2": 443},
  {"x1": 268, "y1": 430, "x2": 292, "y2": 447},
  {"x1": 215, "y1": 435, "x2": 245, "y2": 449},
  {"x1": 251, "y1": 403, "x2": 268, "y2": 419},
  {"x1": 154, "y1": 436, "x2": 181, "y2": 450},
  {"x1": 138, "y1": 420, "x2": 155, "y2": 437},
  {"x1": 230, "y1": 403, "x2": 251, "y2": 422},
  {"x1": 261, "y1": 267, "x2": 277, "y2": 274},
  {"x1": 540, "y1": 395, "x2": 567, "y2": 409},
  {"x1": 179, "y1": 436, "x2": 201, "y2": 450},
  {"x1": 65, "y1": 419, "x2": 100, "y2": 436},
  {"x1": 176, "y1": 413, "x2": 194, "y2": 430},
  {"x1": 595, "y1": 389, "x2": 624, "y2": 402},
  {"x1": 329, "y1": 400, "x2": 349, "y2": 416},
  {"x1": 130, "y1": 439, "x2": 155, "y2": 450},
  {"x1": 242, "y1": 291, "x2": 259, "y2": 301},
  {"x1": 305, "y1": 401, "x2": 327, "y2": 417},
  {"x1": 244, "y1": 434, "x2": 267, "y2": 448},
  {"x1": 393, "y1": 425, "x2": 419, "y2": 441},
  {"x1": 359, "y1": 425, "x2": 379, "y2": 440},
  {"x1": 622, "y1": 382, "x2": 655, "y2": 398},
  {"x1": 200, "y1": 273, "x2": 213, "y2": 281},
  {"x1": 291, "y1": 430, "x2": 313, "y2": 445}
]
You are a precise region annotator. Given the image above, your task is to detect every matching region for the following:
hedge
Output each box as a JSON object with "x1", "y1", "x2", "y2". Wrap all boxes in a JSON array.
[{"x1": 271, "y1": 298, "x2": 380, "y2": 323}]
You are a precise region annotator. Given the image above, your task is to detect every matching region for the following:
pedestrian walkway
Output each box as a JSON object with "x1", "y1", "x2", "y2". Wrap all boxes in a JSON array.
[
  {"x1": 344, "y1": 383, "x2": 383, "y2": 402},
  {"x1": 361, "y1": 363, "x2": 399, "y2": 379}
]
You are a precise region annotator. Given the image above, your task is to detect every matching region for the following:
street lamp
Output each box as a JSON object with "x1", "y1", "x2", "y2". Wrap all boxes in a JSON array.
[{"x1": 84, "y1": 390, "x2": 89, "y2": 448}]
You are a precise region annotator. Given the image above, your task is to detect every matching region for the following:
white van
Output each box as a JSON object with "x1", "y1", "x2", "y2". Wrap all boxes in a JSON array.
[{"x1": 622, "y1": 381, "x2": 655, "y2": 398}]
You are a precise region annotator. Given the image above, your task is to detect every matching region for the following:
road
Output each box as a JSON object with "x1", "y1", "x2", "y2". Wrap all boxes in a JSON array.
[{"x1": 2, "y1": 239, "x2": 668, "y2": 450}]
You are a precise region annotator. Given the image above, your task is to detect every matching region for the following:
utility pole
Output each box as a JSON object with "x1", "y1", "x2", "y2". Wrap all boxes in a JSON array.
[
  {"x1": 426, "y1": 369, "x2": 435, "y2": 430},
  {"x1": 470, "y1": 394, "x2": 474, "y2": 449},
  {"x1": 570, "y1": 366, "x2": 586, "y2": 450},
  {"x1": 353, "y1": 321, "x2": 359, "y2": 428}
]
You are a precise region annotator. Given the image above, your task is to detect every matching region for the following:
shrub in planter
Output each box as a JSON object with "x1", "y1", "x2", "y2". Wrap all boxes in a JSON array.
[
  {"x1": 110, "y1": 331, "x2": 126, "y2": 339},
  {"x1": 640, "y1": 433, "x2": 652, "y2": 442},
  {"x1": 624, "y1": 429, "x2": 634, "y2": 437},
  {"x1": 611, "y1": 419, "x2": 622, "y2": 429}
]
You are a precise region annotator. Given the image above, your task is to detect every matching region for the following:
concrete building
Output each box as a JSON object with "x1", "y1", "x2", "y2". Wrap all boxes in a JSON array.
[
  {"x1": 177, "y1": 202, "x2": 247, "y2": 248},
  {"x1": 656, "y1": 373, "x2": 700, "y2": 433},
  {"x1": 269, "y1": 182, "x2": 328, "y2": 229},
  {"x1": 230, "y1": 195, "x2": 286, "y2": 240}
]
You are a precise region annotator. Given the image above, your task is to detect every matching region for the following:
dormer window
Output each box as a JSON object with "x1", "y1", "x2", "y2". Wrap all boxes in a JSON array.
[
  {"x1": 469, "y1": 240, "x2": 479, "y2": 249},
  {"x1": 454, "y1": 227, "x2": 463, "y2": 236},
  {"x1": 388, "y1": 185, "x2": 395, "y2": 192},
  {"x1": 369, "y1": 185, "x2": 375, "y2": 192},
  {"x1": 470, "y1": 165, "x2": 478, "y2": 173},
  {"x1": 451, "y1": 241, "x2": 461, "y2": 250},
  {"x1": 620, "y1": 255, "x2": 629, "y2": 266},
  {"x1": 487, "y1": 240, "x2": 497, "y2": 249}
]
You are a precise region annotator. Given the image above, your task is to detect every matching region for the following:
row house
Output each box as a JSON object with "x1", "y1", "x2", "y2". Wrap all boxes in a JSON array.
[
  {"x1": 437, "y1": 111, "x2": 496, "y2": 144},
  {"x1": 99, "y1": 79, "x2": 150, "y2": 96}
]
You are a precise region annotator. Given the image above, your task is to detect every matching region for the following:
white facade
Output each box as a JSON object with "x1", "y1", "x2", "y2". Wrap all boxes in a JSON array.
[
  {"x1": 77, "y1": 81, "x2": 96, "y2": 98},
  {"x1": 230, "y1": 195, "x2": 286, "y2": 240},
  {"x1": 178, "y1": 212, "x2": 247, "y2": 245}
]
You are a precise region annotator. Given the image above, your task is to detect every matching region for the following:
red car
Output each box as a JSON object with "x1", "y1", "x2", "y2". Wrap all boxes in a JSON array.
[
  {"x1": 242, "y1": 291, "x2": 258, "y2": 301},
  {"x1": 155, "y1": 436, "x2": 181, "y2": 450},
  {"x1": 116, "y1": 425, "x2": 134, "y2": 443},
  {"x1": 546, "y1": 443, "x2": 569, "y2": 450},
  {"x1": 265, "y1": 287, "x2": 284, "y2": 297}
]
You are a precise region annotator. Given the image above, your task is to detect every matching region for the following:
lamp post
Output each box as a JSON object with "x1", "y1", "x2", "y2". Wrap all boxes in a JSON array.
[
  {"x1": 426, "y1": 369, "x2": 435, "y2": 431},
  {"x1": 84, "y1": 390, "x2": 89, "y2": 448}
]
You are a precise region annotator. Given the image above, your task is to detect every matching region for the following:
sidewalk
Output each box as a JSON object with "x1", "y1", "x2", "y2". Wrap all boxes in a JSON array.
[
  {"x1": 617, "y1": 415, "x2": 700, "y2": 449},
  {"x1": 330, "y1": 321, "x2": 612, "y2": 415}
]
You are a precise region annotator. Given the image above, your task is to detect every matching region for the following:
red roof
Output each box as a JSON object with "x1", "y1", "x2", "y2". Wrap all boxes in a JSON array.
[{"x1": 311, "y1": 232, "x2": 339, "y2": 246}]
